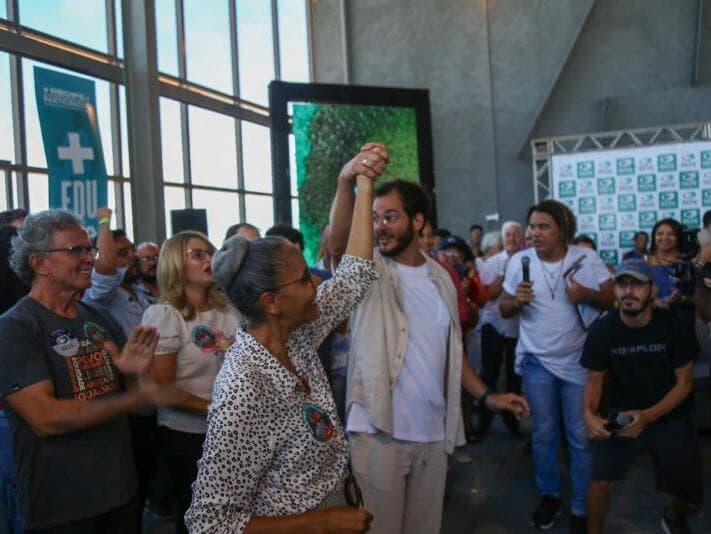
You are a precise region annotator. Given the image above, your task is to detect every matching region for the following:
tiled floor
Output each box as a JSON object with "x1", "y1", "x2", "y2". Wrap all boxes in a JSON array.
[{"x1": 143, "y1": 416, "x2": 711, "y2": 533}]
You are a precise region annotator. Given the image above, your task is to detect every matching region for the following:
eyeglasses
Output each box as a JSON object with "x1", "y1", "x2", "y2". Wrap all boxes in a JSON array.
[
  {"x1": 138, "y1": 255, "x2": 159, "y2": 263},
  {"x1": 42, "y1": 245, "x2": 97, "y2": 259},
  {"x1": 372, "y1": 210, "x2": 403, "y2": 226},
  {"x1": 272, "y1": 269, "x2": 314, "y2": 291},
  {"x1": 186, "y1": 248, "x2": 213, "y2": 261}
]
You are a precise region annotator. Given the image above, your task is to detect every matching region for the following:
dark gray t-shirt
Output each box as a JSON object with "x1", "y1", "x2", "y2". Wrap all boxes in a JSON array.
[{"x1": 0, "y1": 296, "x2": 136, "y2": 530}]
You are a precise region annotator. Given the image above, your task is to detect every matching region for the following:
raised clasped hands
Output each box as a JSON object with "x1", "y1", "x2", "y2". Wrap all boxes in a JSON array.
[{"x1": 339, "y1": 142, "x2": 390, "y2": 186}]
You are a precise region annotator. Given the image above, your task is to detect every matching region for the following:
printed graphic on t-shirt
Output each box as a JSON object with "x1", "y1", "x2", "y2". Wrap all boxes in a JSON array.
[
  {"x1": 191, "y1": 325, "x2": 235, "y2": 358},
  {"x1": 50, "y1": 323, "x2": 119, "y2": 401},
  {"x1": 302, "y1": 403, "x2": 334, "y2": 442}
]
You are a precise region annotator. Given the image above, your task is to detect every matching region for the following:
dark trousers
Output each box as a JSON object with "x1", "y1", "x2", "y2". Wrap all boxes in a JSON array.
[
  {"x1": 479, "y1": 324, "x2": 521, "y2": 429},
  {"x1": 129, "y1": 413, "x2": 158, "y2": 531},
  {"x1": 158, "y1": 426, "x2": 205, "y2": 534},
  {"x1": 25, "y1": 495, "x2": 139, "y2": 534}
]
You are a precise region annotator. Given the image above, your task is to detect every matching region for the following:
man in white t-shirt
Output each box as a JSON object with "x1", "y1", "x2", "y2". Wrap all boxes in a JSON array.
[
  {"x1": 477, "y1": 221, "x2": 524, "y2": 438},
  {"x1": 500, "y1": 200, "x2": 614, "y2": 533},
  {"x1": 329, "y1": 143, "x2": 529, "y2": 534}
]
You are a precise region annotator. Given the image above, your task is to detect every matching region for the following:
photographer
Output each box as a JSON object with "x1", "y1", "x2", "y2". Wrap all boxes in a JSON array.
[
  {"x1": 582, "y1": 259, "x2": 703, "y2": 534},
  {"x1": 646, "y1": 219, "x2": 695, "y2": 312}
]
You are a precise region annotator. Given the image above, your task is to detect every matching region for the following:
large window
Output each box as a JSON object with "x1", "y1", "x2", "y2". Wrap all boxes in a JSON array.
[{"x1": 1, "y1": 1, "x2": 312, "y2": 245}]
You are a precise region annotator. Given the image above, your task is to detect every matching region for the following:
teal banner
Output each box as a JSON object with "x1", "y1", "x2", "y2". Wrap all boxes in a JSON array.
[{"x1": 34, "y1": 67, "x2": 108, "y2": 237}]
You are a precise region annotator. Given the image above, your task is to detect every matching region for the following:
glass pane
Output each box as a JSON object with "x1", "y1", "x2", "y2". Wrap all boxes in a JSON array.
[
  {"x1": 164, "y1": 185, "x2": 186, "y2": 237},
  {"x1": 11, "y1": 173, "x2": 20, "y2": 207},
  {"x1": 107, "y1": 179, "x2": 116, "y2": 214},
  {"x1": 123, "y1": 182, "x2": 134, "y2": 239},
  {"x1": 0, "y1": 52, "x2": 14, "y2": 161},
  {"x1": 19, "y1": 0, "x2": 108, "y2": 53},
  {"x1": 242, "y1": 122, "x2": 272, "y2": 193},
  {"x1": 120, "y1": 86, "x2": 130, "y2": 176},
  {"x1": 291, "y1": 197, "x2": 299, "y2": 228},
  {"x1": 23, "y1": 61, "x2": 113, "y2": 174},
  {"x1": 115, "y1": 0, "x2": 124, "y2": 58},
  {"x1": 188, "y1": 106, "x2": 237, "y2": 188},
  {"x1": 278, "y1": 0, "x2": 309, "y2": 82},
  {"x1": 160, "y1": 98, "x2": 184, "y2": 183},
  {"x1": 28, "y1": 173, "x2": 49, "y2": 212},
  {"x1": 0, "y1": 173, "x2": 7, "y2": 212},
  {"x1": 244, "y1": 193, "x2": 274, "y2": 233},
  {"x1": 184, "y1": 0, "x2": 231, "y2": 93},
  {"x1": 155, "y1": 0, "x2": 179, "y2": 76},
  {"x1": 193, "y1": 188, "x2": 240, "y2": 246},
  {"x1": 237, "y1": 0, "x2": 274, "y2": 104},
  {"x1": 0, "y1": 3, "x2": 6, "y2": 18}
]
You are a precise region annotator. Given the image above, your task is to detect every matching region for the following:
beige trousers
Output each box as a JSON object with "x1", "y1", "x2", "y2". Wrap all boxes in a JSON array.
[{"x1": 349, "y1": 432, "x2": 448, "y2": 534}]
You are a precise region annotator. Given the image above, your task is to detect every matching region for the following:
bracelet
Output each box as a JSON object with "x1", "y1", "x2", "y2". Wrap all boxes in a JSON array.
[
  {"x1": 98, "y1": 217, "x2": 111, "y2": 225},
  {"x1": 478, "y1": 388, "x2": 493, "y2": 410}
]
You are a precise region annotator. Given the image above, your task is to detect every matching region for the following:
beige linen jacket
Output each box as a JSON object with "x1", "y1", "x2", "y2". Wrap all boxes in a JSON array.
[{"x1": 346, "y1": 249, "x2": 466, "y2": 454}]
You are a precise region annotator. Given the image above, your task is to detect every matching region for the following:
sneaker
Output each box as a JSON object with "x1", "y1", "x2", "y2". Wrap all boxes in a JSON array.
[
  {"x1": 451, "y1": 446, "x2": 472, "y2": 464},
  {"x1": 531, "y1": 495, "x2": 562, "y2": 530},
  {"x1": 569, "y1": 514, "x2": 587, "y2": 534},
  {"x1": 661, "y1": 507, "x2": 690, "y2": 534}
]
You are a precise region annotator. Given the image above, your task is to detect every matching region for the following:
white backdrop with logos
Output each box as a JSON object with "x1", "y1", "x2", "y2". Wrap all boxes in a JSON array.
[{"x1": 551, "y1": 141, "x2": 711, "y2": 265}]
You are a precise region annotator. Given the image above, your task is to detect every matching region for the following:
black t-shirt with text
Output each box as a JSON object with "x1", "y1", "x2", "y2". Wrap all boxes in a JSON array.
[
  {"x1": 0, "y1": 296, "x2": 136, "y2": 530},
  {"x1": 580, "y1": 309, "x2": 694, "y2": 421}
]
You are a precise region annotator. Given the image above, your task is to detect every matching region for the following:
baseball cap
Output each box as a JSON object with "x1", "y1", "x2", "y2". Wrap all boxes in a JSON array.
[
  {"x1": 438, "y1": 235, "x2": 473, "y2": 261},
  {"x1": 614, "y1": 258, "x2": 652, "y2": 283}
]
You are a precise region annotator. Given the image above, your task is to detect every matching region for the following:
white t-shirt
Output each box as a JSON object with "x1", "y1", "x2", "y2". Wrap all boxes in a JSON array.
[
  {"x1": 142, "y1": 304, "x2": 240, "y2": 433},
  {"x1": 503, "y1": 245, "x2": 611, "y2": 385},
  {"x1": 347, "y1": 262, "x2": 449, "y2": 442},
  {"x1": 480, "y1": 250, "x2": 519, "y2": 338}
]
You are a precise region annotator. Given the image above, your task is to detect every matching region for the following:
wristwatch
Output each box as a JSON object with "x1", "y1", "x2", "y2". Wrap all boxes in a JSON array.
[{"x1": 478, "y1": 388, "x2": 493, "y2": 410}]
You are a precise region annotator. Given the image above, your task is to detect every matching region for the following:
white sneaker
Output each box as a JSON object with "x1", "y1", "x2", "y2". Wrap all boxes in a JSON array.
[{"x1": 451, "y1": 446, "x2": 472, "y2": 464}]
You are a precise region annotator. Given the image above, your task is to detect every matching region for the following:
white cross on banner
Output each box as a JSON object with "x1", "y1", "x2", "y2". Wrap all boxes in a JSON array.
[{"x1": 57, "y1": 132, "x2": 94, "y2": 175}]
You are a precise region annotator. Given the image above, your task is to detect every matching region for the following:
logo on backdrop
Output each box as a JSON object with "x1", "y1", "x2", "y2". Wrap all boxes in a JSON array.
[
  {"x1": 579, "y1": 180, "x2": 594, "y2": 196},
  {"x1": 639, "y1": 157, "x2": 654, "y2": 172},
  {"x1": 638, "y1": 193, "x2": 656, "y2": 210},
  {"x1": 680, "y1": 153, "x2": 697, "y2": 170},
  {"x1": 619, "y1": 212, "x2": 636, "y2": 230},
  {"x1": 681, "y1": 191, "x2": 699, "y2": 208},
  {"x1": 658, "y1": 173, "x2": 677, "y2": 190},
  {"x1": 600, "y1": 250, "x2": 619, "y2": 266},
  {"x1": 681, "y1": 209, "x2": 700, "y2": 227},
  {"x1": 617, "y1": 176, "x2": 635, "y2": 193},
  {"x1": 559, "y1": 181, "x2": 576, "y2": 197},
  {"x1": 618, "y1": 194, "x2": 636, "y2": 212},
  {"x1": 559, "y1": 163, "x2": 574, "y2": 178},
  {"x1": 680, "y1": 171, "x2": 699, "y2": 189},
  {"x1": 657, "y1": 154, "x2": 677, "y2": 172},
  {"x1": 659, "y1": 191, "x2": 679, "y2": 209},
  {"x1": 703, "y1": 189, "x2": 711, "y2": 207},
  {"x1": 639, "y1": 211, "x2": 657, "y2": 229},
  {"x1": 616, "y1": 158, "x2": 635, "y2": 175},
  {"x1": 619, "y1": 231, "x2": 636, "y2": 248},
  {"x1": 597, "y1": 177, "x2": 615, "y2": 195},
  {"x1": 659, "y1": 210, "x2": 679, "y2": 221},
  {"x1": 599, "y1": 195, "x2": 615, "y2": 212},
  {"x1": 637, "y1": 174, "x2": 656, "y2": 192},
  {"x1": 597, "y1": 161, "x2": 613, "y2": 175},
  {"x1": 600, "y1": 232, "x2": 616, "y2": 249},
  {"x1": 579, "y1": 197, "x2": 596, "y2": 214},
  {"x1": 579, "y1": 214, "x2": 596, "y2": 232},
  {"x1": 599, "y1": 213, "x2": 617, "y2": 231},
  {"x1": 577, "y1": 161, "x2": 595, "y2": 179},
  {"x1": 702, "y1": 151, "x2": 711, "y2": 169}
]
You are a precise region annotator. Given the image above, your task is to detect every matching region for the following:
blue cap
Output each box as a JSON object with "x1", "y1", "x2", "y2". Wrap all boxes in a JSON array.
[{"x1": 614, "y1": 258, "x2": 652, "y2": 283}]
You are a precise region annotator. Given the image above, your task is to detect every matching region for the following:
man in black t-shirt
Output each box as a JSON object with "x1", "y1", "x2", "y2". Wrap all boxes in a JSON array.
[{"x1": 581, "y1": 258, "x2": 703, "y2": 534}]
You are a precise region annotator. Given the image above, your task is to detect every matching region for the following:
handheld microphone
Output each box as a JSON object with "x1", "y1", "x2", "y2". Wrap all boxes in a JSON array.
[{"x1": 521, "y1": 256, "x2": 531, "y2": 283}]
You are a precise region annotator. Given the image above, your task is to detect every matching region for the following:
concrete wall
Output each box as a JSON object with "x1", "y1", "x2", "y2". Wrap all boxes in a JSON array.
[{"x1": 310, "y1": 0, "x2": 711, "y2": 235}]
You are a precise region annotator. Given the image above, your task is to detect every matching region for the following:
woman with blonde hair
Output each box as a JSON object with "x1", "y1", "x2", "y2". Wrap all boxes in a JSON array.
[{"x1": 142, "y1": 230, "x2": 239, "y2": 534}]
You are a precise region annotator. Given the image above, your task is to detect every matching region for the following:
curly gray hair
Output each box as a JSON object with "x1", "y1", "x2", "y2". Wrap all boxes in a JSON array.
[{"x1": 10, "y1": 209, "x2": 83, "y2": 284}]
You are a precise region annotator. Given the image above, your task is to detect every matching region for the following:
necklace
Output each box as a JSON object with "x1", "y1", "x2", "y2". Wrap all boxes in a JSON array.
[{"x1": 539, "y1": 257, "x2": 565, "y2": 299}]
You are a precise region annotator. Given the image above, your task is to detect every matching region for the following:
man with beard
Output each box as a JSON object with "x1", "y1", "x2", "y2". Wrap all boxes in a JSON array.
[
  {"x1": 329, "y1": 143, "x2": 529, "y2": 534},
  {"x1": 136, "y1": 242, "x2": 160, "y2": 299},
  {"x1": 582, "y1": 259, "x2": 702, "y2": 534},
  {"x1": 82, "y1": 208, "x2": 160, "y2": 529}
]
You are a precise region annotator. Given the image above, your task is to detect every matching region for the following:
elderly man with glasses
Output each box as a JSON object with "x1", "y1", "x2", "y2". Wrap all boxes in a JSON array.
[{"x1": 0, "y1": 209, "x2": 170, "y2": 533}]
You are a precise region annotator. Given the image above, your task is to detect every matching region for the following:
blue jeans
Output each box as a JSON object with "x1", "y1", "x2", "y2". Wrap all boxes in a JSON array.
[{"x1": 521, "y1": 354, "x2": 591, "y2": 516}]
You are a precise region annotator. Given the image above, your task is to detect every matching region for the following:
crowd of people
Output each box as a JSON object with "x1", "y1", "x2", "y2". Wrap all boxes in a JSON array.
[{"x1": 0, "y1": 142, "x2": 709, "y2": 533}]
